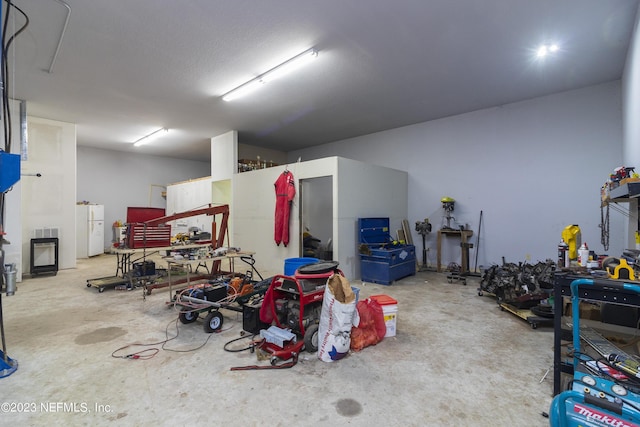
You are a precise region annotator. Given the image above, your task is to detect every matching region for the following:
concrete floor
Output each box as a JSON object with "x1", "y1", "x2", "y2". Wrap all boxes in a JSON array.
[{"x1": 0, "y1": 254, "x2": 554, "y2": 426}]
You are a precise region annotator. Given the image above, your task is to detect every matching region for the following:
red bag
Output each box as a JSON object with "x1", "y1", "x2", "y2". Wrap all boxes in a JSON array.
[{"x1": 350, "y1": 298, "x2": 386, "y2": 351}]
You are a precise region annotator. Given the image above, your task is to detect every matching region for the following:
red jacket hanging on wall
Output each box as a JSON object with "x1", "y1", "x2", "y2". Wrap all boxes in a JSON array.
[{"x1": 274, "y1": 170, "x2": 295, "y2": 246}]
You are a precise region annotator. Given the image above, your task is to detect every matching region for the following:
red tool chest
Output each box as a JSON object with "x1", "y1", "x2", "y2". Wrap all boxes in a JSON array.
[{"x1": 126, "y1": 207, "x2": 171, "y2": 248}]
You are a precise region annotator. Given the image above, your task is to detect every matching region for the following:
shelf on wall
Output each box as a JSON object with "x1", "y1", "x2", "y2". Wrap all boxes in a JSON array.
[
  {"x1": 238, "y1": 159, "x2": 279, "y2": 173},
  {"x1": 607, "y1": 181, "x2": 640, "y2": 202}
]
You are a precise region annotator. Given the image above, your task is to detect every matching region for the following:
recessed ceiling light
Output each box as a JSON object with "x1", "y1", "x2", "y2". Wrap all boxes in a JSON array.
[
  {"x1": 537, "y1": 45, "x2": 549, "y2": 58},
  {"x1": 536, "y1": 43, "x2": 560, "y2": 59}
]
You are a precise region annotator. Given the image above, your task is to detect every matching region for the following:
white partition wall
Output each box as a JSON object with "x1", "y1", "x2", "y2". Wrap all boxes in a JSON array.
[
  {"x1": 3, "y1": 99, "x2": 23, "y2": 280},
  {"x1": 21, "y1": 116, "x2": 76, "y2": 273},
  {"x1": 165, "y1": 176, "x2": 214, "y2": 236},
  {"x1": 232, "y1": 156, "x2": 408, "y2": 279},
  {"x1": 335, "y1": 157, "x2": 409, "y2": 278}
]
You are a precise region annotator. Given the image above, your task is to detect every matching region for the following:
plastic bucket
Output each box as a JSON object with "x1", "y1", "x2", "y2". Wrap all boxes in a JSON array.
[
  {"x1": 370, "y1": 294, "x2": 398, "y2": 337},
  {"x1": 284, "y1": 257, "x2": 319, "y2": 276}
]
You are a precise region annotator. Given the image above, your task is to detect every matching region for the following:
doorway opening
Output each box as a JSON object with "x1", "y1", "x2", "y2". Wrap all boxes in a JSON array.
[{"x1": 299, "y1": 176, "x2": 333, "y2": 260}]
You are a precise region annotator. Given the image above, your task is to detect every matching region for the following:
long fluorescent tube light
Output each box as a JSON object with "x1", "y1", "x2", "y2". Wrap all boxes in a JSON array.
[
  {"x1": 222, "y1": 48, "x2": 318, "y2": 102},
  {"x1": 133, "y1": 127, "x2": 168, "y2": 147}
]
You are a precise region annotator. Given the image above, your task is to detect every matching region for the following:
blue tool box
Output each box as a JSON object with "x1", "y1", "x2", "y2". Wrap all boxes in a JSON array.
[{"x1": 358, "y1": 218, "x2": 416, "y2": 285}]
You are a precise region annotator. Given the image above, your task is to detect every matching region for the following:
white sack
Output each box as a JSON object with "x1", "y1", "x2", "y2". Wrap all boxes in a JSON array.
[{"x1": 317, "y1": 274, "x2": 357, "y2": 362}]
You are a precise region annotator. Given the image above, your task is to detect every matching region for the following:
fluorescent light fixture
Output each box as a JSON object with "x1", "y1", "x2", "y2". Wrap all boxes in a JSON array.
[
  {"x1": 222, "y1": 48, "x2": 318, "y2": 102},
  {"x1": 133, "y1": 127, "x2": 168, "y2": 147}
]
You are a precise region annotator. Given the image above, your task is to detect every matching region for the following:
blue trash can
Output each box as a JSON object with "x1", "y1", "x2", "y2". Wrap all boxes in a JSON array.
[{"x1": 284, "y1": 257, "x2": 319, "y2": 276}]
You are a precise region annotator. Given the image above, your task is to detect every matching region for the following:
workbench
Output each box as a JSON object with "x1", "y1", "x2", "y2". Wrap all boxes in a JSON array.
[
  {"x1": 163, "y1": 251, "x2": 256, "y2": 298},
  {"x1": 436, "y1": 229, "x2": 473, "y2": 273},
  {"x1": 111, "y1": 243, "x2": 211, "y2": 277},
  {"x1": 552, "y1": 273, "x2": 640, "y2": 395},
  {"x1": 86, "y1": 243, "x2": 212, "y2": 293}
]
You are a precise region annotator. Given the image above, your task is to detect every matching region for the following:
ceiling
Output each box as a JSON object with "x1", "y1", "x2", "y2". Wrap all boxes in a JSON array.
[{"x1": 5, "y1": 0, "x2": 639, "y2": 161}]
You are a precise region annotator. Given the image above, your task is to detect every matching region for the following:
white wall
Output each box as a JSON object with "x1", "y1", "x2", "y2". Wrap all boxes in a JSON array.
[
  {"x1": 238, "y1": 143, "x2": 287, "y2": 166},
  {"x1": 22, "y1": 117, "x2": 77, "y2": 272},
  {"x1": 622, "y1": 7, "x2": 640, "y2": 246},
  {"x1": 623, "y1": 7, "x2": 640, "y2": 167},
  {"x1": 165, "y1": 177, "x2": 214, "y2": 237},
  {"x1": 336, "y1": 157, "x2": 409, "y2": 277},
  {"x1": 3, "y1": 99, "x2": 23, "y2": 280},
  {"x1": 77, "y1": 146, "x2": 209, "y2": 249},
  {"x1": 289, "y1": 82, "x2": 625, "y2": 268},
  {"x1": 211, "y1": 131, "x2": 237, "y2": 181}
]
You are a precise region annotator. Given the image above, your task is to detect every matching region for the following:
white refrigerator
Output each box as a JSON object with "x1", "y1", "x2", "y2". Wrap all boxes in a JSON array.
[{"x1": 76, "y1": 204, "x2": 105, "y2": 258}]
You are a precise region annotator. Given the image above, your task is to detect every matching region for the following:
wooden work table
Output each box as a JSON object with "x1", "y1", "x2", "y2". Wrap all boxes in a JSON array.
[{"x1": 436, "y1": 229, "x2": 474, "y2": 273}]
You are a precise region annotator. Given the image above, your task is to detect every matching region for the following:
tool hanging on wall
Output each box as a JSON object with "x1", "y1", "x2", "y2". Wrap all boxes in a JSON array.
[{"x1": 600, "y1": 202, "x2": 610, "y2": 251}]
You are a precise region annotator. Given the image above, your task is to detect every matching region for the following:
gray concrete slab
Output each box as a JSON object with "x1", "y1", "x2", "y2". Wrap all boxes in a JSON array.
[{"x1": 0, "y1": 254, "x2": 553, "y2": 426}]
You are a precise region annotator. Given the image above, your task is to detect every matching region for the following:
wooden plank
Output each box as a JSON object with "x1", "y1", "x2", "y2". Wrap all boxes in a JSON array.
[{"x1": 401, "y1": 219, "x2": 414, "y2": 245}]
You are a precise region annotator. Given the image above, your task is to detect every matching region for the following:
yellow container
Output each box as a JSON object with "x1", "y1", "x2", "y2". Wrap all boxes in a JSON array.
[{"x1": 562, "y1": 225, "x2": 581, "y2": 260}]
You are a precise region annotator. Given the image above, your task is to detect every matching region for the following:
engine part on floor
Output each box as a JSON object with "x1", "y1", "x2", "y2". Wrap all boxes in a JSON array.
[
  {"x1": 260, "y1": 325, "x2": 296, "y2": 348},
  {"x1": 446, "y1": 262, "x2": 467, "y2": 285},
  {"x1": 499, "y1": 301, "x2": 554, "y2": 329},
  {"x1": 529, "y1": 303, "x2": 554, "y2": 318},
  {"x1": 229, "y1": 339, "x2": 304, "y2": 370},
  {"x1": 479, "y1": 259, "x2": 555, "y2": 304}
]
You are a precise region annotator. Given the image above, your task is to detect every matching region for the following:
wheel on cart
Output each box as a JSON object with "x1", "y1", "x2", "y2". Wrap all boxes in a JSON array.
[
  {"x1": 98, "y1": 287, "x2": 105, "y2": 293},
  {"x1": 303, "y1": 324, "x2": 320, "y2": 353},
  {"x1": 178, "y1": 309, "x2": 199, "y2": 324},
  {"x1": 203, "y1": 311, "x2": 223, "y2": 333},
  {"x1": 86, "y1": 282, "x2": 91, "y2": 288}
]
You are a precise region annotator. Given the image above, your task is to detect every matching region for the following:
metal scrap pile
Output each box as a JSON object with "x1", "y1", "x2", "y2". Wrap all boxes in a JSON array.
[{"x1": 479, "y1": 260, "x2": 555, "y2": 305}]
